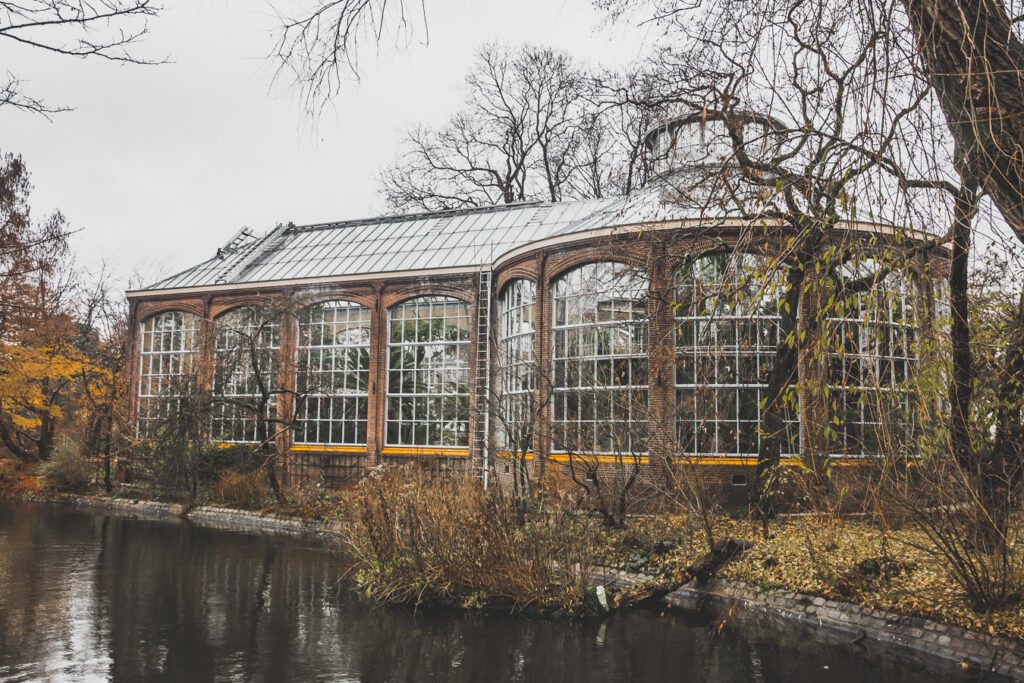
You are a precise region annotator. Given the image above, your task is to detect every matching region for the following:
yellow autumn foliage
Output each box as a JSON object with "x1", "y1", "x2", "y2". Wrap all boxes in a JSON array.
[{"x1": 0, "y1": 340, "x2": 111, "y2": 437}]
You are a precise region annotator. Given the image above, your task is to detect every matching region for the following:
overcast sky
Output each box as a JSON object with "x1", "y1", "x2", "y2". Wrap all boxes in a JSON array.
[{"x1": 1, "y1": 1, "x2": 652, "y2": 288}]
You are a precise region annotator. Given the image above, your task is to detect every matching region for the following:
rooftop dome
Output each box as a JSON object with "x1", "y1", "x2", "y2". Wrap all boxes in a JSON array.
[{"x1": 643, "y1": 112, "x2": 784, "y2": 177}]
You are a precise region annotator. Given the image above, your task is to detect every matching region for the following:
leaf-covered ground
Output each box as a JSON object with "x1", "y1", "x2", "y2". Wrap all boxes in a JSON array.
[{"x1": 597, "y1": 514, "x2": 1024, "y2": 640}]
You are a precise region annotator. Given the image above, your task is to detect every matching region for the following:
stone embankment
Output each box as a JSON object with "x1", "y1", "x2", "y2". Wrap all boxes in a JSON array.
[
  {"x1": 4, "y1": 491, "x2": 344, "y2": 539},
  {"x1": 595, "y1": 567, "x2": 1024, "y2": 680}
]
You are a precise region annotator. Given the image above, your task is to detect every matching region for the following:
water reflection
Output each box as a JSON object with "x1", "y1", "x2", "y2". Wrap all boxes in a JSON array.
[{"x1": 0, "y1": 502, "x2": 974, "y2": 682}]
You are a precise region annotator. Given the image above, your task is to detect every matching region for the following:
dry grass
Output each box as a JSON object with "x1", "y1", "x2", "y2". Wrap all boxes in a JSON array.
[
  {"x1": 269, "y1": 478, "x2": 348, "y2": 521},
  {"x1": 342, "y1": 465, "x2": 598, "y2": 613},
  {"x1": 212, "y1": 470, "x2": 269, "y2": 510},
  {"x1": 0, "y1": 458, "x2": 50, "y2": 496}
]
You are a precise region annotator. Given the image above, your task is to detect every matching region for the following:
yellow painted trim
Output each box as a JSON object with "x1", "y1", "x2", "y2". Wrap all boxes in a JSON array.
[
  {"x1": 552, "y1": 454, "x2": 647, "y2": 464},
  {"x1": 382, "y1": 447, "x2": 470, "y2": 458},
  {"x1": 544, "y1": 454, "x2": 873, "y2": 467},
  {"x1": 496, "y1": 450, "x2": 535, "y2": 461},
  {"x1": 290, "y1": 444, "x2": 367, "y2": 454}
]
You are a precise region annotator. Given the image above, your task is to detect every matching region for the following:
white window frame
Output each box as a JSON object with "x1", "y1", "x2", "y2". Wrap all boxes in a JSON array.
[
  {"x1": 295, "y1": 300, "x2": 372, "y2": 446},
  {"x1": 674, "y1": 253, "x2": 798, "y2": 457},
  {"x1": 386, "y1": 296, "x2": 471, "y2": 448},
  {"x1": 550, "y1": 262, "x2": 649, "y2": 456},
  {"x1": 211, "y1": 307, "x2": 281, "y2": 444},
  {"x1": 827, "y1": 264, "x2": 919, "y2": 457},
  {"x1": 136, "y1": 311, "x2": 201, "y2": 437},
  {"x1": 498, "y1": 279, "x2": 536, "y2": 451}
]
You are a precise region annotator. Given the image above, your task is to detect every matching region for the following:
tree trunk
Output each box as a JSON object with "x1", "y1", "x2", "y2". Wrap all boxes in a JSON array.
[
  {"x1": 950, "y1": 184, "x2": 978, "y2": 469},
  {"x1": 903, "y1": 0, "x2": 1024, "y2": 239},
  {"x1": 753, "y1": 261, "x2": 805, "y2": 521},
  {"x1": 0, "y1": 418, "x2": 33, "y2": 461},
  {"x1": 994, "y1": 290, "x2": 1024, "y2": 466},
  {"x1": 983, "y1": 288, "x2": 1024, "y2": 546}
]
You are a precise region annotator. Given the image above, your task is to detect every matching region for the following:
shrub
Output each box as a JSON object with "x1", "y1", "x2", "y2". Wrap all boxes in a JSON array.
[
  {"x1": 873, "y1": 454, "x2": 1024, "y2": 612},
  {"x1": 39, "y1": 440, "x2": 95, "y2": 493},
  {"x1": 0, "y1": 458, "x2": 18, "y2": 488},
  {"x1": 279, "y1": 478, "x2": 346, "y2": 521},
  {"x1": 212, "y1": 469, "x2": 269, "y2": 509},
  {"x1": 343, "y1": 465, "x2": 596, "y2": 613},
  {"x1": 198, "y1": 445, "x2": 262, "y2": 482}
]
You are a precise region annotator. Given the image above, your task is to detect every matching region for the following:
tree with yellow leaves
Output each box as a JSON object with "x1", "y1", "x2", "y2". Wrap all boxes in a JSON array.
[
  {"x1": 0, "y1": 263, "x2": 112, "y2": 461},
  {"x1": 0, "y1": 335, "x2": 110, "y2": 461},
  {"x1": 0, "y1": 148, "x2": 109, "y2": 463}
]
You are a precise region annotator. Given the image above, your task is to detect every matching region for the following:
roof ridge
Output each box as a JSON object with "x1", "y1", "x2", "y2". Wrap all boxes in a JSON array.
[{"x1": 291, "y1": 199, "x2": 551, "y2": 234}]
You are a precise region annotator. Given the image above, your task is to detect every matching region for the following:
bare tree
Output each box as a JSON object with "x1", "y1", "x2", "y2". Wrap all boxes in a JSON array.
[
  {"x1": 276, "y1": 0, "x2": 1024, "y2": 246},
  {"x1": 380, "y1": 44, "x2": 583, "y2": 211},
  {"x1": 614, "y1": 0, "x2": 968, "y2": 516},
  {"x1": 1, "y1": 1, "x2": 163, "y2": 116},
  {"x1": 273, "y1": 0, "x2": 428, "y2": 116},
  {"x1": 379, "y1": 44, "x2": 654, "y2": 212},
  {"x1": 76, "y1": 265, "x2": 131, "y2": 492}
]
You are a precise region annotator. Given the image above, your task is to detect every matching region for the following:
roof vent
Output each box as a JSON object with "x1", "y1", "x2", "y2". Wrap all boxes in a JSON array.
[
  {"x1": 428, "y1": 216, "x2": 454, "y2": 233},
  {"x1": 528, "y1": 206, "x2": 552, "y2": 225}
]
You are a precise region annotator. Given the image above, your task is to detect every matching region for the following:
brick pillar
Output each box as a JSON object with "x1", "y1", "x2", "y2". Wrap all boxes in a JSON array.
[
  {"x1": 276, "y1": 305, "x2": 297, "y2": 485},
  {"x1": 198, "y1": 296, "x2": 216, "y2": 441},
  {"x1": 647, "y1": 244, "x2": 677, "y2": 484},
  {"x1": 367, "y1": 281, "x2": 386, "y2": 468},
  {"x1": 533, "y1": 254, "x2": 551, "y2": 481}
]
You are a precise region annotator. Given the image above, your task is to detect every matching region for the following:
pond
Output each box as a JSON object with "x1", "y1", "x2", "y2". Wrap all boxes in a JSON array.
[{"x1": 0, "y1": 500, "x2": 981, "y2": 682}]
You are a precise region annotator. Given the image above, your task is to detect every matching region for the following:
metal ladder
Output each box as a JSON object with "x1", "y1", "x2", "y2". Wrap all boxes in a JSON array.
[
  {"x1": 474, "y1": 269, "x2": 493, "y2": 487},
  {"x1": 213, "y1": 223, "x2": 292, "y2": 285}
]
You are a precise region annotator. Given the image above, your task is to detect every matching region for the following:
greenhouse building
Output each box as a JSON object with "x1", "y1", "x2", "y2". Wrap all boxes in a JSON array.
[{"x1": 126, "y1": 115, "x2": 946, "y2": 492}]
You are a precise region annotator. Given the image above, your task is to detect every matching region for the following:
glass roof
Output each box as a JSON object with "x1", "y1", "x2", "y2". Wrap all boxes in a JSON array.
[{"x1": 139, "y1": 190, "x2": 688, "y2": 292}]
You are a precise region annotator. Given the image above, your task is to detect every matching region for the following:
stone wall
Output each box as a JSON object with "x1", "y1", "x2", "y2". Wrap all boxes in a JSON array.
[{"x1": 595, "y1": 568, "x2": 1024, "y2": 680}]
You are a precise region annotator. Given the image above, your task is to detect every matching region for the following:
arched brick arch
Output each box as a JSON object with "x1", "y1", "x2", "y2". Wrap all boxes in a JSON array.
[
  {"x1": 289, "y1": 290, "x2": 377, "y2": 311},
  {"x1": 495, "y1": 260, "x2": 539, "y2": 295},
  {"x1": 136, "y1": 301, "x2": 205, "y2": 322},
  {"x1": 381, "y1": 288, "x2": 474, "y2": 310},
  {"x1": 209, "y1": 294, "x2": 286, "y2": 321},
  {"x1": 542, "y1": 258, "x2": 652, "y2": 457},
  {"x1": 131, "y1": 308, "x2": 206, "y2": 439},
  {"x1": 380, "y1": 291, "x2": 476, "y2": 455},
  {"x1": 543, "y1": 249, "x2": 648, "y2": 288}
]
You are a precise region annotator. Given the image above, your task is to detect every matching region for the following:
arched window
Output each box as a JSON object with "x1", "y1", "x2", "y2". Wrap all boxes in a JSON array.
[
  {"x1": 674, "y1": 253, "x2": 796, "y2": 456},
  {"x1": 212, "y1": 306, "x2": 281, "y2": 443},
  {"x1": 296, "y1": 300, "x2": 372, "y2": 446},
  {"x1": 497, "y1": 280, "x2": 536, "y2": 451},
  {"x1": 551, "y1": 262, "x2": 649, "y2": 455},
  {"x1": 386, "y1": 296, "x2": 471, "y2": 448},
  {"x1": 827, "y1": 262, "x2": 919, "y2": 456},
  {"x1": 137, "y1": 311, "x2": 201, "y2": 437}
]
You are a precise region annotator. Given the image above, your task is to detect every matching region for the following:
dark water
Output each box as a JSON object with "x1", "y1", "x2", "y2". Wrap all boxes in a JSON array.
[{"x1": 0, "y1": 501, "x2": 980, "y2": 682}]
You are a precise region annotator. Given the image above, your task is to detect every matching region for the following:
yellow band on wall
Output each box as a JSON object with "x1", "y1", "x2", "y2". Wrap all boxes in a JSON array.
[{"x1": 382, "y1": 447, "x2": 471, "y2": 458}]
